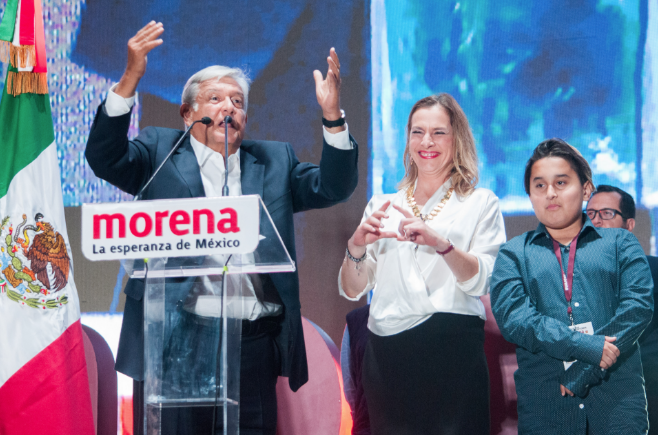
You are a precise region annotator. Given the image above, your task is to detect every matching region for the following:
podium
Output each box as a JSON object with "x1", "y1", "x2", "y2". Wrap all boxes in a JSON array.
[{"x1": 82, "y1": 195, "x2": 295, "y2": 435}]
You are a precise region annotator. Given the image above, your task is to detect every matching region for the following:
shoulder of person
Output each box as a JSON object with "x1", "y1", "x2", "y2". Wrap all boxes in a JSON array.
[
  {"x1": 240, "y1": 140, "x2": 293, "y2": 162},
  {"x1": 646, "y1": 255, "x2": 658, "y2": 268},
  {"x1": 616, "y1": 226, "x2": 644, "y2": 248},
  {"x1": 499, "y1": 230, "x2": 536, "y2": 254},
  {"x1": 646, "y1": 255, "x2": 658, "y2": 282},
  {"x1": 593, "y1": 226, "x2": 635, "y2": 245},
  {"x1": 456, "y1": 187, "x2": 501, "y2": 214},
  {"x1": 490, "y1": 232, "x2": 537, "y2": 280},
  {"x1": 135, "y1": 125, "x2": 184, "y2": 144},
  {"x1": 454, "y1": 186, "x2": 498, "y2": 204},
  {"x1": 240, "y1": 139, "x2": 291, "y2": 153}
]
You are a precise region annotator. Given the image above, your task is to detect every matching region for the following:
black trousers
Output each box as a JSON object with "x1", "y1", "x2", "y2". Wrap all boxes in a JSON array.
[
  {"x1": 133, "y1": 317, "x2": 281, "y2": 435},
  {"x1": 362, "y1": 313, "x2": 490, "y2": 435}
]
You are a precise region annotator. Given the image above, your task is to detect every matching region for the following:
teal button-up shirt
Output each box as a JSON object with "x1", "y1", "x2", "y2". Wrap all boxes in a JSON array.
[{"x1": 491, "y1": 216, "x2": 653, "y2": 434}]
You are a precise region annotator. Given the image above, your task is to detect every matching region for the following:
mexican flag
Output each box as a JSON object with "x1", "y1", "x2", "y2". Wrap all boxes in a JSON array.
[{"x1": 0, "y1": 1, "x2": 94, "y2": 434}]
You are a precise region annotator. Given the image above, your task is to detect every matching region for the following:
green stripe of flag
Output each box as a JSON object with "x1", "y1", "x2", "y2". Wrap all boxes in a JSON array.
[
  {"x1": 0, "y1": 67, "x2": 55, "y2": 199},
  {"x1": 0, "y1": 0, "x2": 19, "y2": 42}
]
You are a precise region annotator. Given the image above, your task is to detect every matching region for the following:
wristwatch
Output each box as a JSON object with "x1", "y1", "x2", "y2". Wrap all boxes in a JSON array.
[{"x1": 322, "y1": 109, "x2": 346, "y2": 128}]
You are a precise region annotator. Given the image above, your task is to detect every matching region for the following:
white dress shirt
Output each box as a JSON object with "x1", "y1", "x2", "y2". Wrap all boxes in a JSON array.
[
  {"x1": 339, "y1": 180, "x2": 506, "y2": 336},
  {"x1": 105, "y1": 84, "x2": 352, "y2": 319},
  {"x1": 186, "y1": 137, "x2": 284, "y2": 319}
]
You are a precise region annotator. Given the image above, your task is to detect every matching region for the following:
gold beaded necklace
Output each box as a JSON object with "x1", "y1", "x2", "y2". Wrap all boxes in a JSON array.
[{"x1": 405, "y1": 185, "x2": 454, "y2": 222}]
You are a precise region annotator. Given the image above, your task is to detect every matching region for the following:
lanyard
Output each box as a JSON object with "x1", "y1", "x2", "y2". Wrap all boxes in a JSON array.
[{"x1": 552, "y1": 236, "x2": 578, "y2": 326}]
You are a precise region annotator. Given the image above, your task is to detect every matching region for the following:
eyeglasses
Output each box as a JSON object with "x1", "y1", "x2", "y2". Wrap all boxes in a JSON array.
[{"x1": 586, "y1": 208, "x2": 624, "y2": 220}]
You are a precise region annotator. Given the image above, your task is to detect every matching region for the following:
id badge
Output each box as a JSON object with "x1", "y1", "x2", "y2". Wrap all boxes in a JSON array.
[{"x1": 563, "y1": 321, "x2": 594, "y2": 370}]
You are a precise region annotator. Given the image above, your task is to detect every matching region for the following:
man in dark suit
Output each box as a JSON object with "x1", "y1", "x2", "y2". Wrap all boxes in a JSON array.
[
  {"x1": 586, "y1": 184, "x2": 658, "y2": 434},
  {"x1": 85, "y1": 22, "x2": 358, "y2": 435}
]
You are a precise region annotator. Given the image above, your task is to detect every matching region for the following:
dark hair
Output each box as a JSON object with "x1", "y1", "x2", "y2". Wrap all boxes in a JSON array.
[
  {"x1": 524, "y1": 138, "x2": 593, "y2": 194},
  {"x1": 590, "y1": 185, "x2": 636, "y2": 220}
]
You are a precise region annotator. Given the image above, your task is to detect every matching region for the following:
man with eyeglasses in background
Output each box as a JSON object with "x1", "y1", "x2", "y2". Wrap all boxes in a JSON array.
[{"x1": 586, "y1": 184, "x2": 658, "y2": 434}]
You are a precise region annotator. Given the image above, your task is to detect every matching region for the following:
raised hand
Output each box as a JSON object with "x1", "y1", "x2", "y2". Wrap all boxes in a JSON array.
[
  {"x1": 115, "y1": 21, "x2": 164, "y2": 98},
  {"x1": 599, "y1": 336, "x2": 620, "y2": 369},
  {"x1": 392, "y1": 205, "x2": 450, "y2": 252},
  {"x1": 343, "y1": 201, "x2": 396, "y2": 297},
  {"x1": 349, "y1": 201, "x2": 398, "y2": 251},
  {"x1": 313, "y1": 48, "x2": 343, "y2": 125}
]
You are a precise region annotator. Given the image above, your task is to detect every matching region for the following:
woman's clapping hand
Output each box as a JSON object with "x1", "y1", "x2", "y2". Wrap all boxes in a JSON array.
[
  {"x1": 392, "y1": 205, "x2": 451, "y2": 252},
  {"x1": 350, "y1": 201, "x2": 398, "y2": 248}
]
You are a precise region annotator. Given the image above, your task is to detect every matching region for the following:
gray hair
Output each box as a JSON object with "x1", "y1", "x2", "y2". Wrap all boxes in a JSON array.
[{"x1": 181, "y1": 66, "x2": 251, "y2": 112}]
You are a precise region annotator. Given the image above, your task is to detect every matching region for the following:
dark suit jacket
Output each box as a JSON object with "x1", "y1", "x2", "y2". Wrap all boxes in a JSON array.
[{"x1": 85, "y1": 103, "x2": 358, "y2": 391}]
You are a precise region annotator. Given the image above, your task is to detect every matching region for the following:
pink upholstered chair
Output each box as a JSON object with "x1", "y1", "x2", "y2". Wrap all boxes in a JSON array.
[
  {"x1": 82, "y1": 324, "x2": 118, "y2": 435},
  {"x1": 276, "y1": 317, "x2": 353, "y2": 435},
  {"x1": 481, "y1": 294, "x2": 519, "y2": 435}
]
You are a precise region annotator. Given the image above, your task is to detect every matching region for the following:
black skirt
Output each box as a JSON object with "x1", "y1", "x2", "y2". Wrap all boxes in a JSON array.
[{"x1": 362, "y1": 312, "x2": 490, "y2": 435}]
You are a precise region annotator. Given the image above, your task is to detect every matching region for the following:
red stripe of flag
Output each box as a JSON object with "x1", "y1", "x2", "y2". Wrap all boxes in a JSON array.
[
  {"x1": 0, "y1": 320, "x2": 95, "y2": 435},
  {"x1": 19, "y1": 0, "x2": 35, "y2": 46},
  {"x1": 34, "y1": 0, "x2": 47, "y2": 73}
]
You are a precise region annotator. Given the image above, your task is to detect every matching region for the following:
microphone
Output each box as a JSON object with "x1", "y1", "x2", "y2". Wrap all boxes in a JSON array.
[
  {"x1": 133, "y1": 117, "x2": 212, "y2": 201},
  {"x1": 222, "y1": 115, "x2": 232, "y2": 197}
]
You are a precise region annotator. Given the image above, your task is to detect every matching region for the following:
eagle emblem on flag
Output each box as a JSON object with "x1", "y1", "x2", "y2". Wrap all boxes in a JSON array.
[{"x1": 0, "y1": 213, "x2": 70, "y2": 309}]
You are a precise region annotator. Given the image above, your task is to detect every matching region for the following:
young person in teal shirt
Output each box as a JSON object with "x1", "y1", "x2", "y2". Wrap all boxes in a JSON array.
[{"x1": 491, "y1": 139, "x2": 654, "y2": 434}]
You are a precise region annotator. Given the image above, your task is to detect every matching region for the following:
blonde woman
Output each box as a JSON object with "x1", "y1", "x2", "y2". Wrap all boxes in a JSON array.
[{"x1": 340, "y1": 94, "x2": 506, "y2": 434}]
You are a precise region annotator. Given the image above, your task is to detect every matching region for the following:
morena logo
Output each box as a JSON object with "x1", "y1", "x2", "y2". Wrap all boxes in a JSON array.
[{"x1": 93, "y1": 208, "x2": 240, "y2": 239}]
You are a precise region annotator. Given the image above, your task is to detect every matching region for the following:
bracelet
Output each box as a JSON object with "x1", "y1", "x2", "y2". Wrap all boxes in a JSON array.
[
  {"x1": 436, "y1": 239, "x2": 454, "y2": 256},
  {"x1": 346, "y1": 247, "x2": 367, "y2": 263}
]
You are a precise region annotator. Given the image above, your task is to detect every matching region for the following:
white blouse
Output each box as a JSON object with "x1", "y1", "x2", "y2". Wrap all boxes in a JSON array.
[{"x1": 339, "y1": 180, "x2": 506, "y2": 336}]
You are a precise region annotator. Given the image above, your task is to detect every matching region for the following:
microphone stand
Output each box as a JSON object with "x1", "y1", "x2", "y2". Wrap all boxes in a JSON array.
[
  {"x1": 213, "y1": 115, "x2": 233, "y2": 434},
  {"x1": 133, "y1": 117, "x2": 211, "y2": 201},
  {"x1": 222, "y1": 115, "x2": 232, "y2": 197}
]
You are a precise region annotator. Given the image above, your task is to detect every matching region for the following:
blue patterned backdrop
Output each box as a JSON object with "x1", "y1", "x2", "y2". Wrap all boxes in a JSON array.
[{"x1": 371, "y1": 0, "x2": 657, "y2": 225}]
